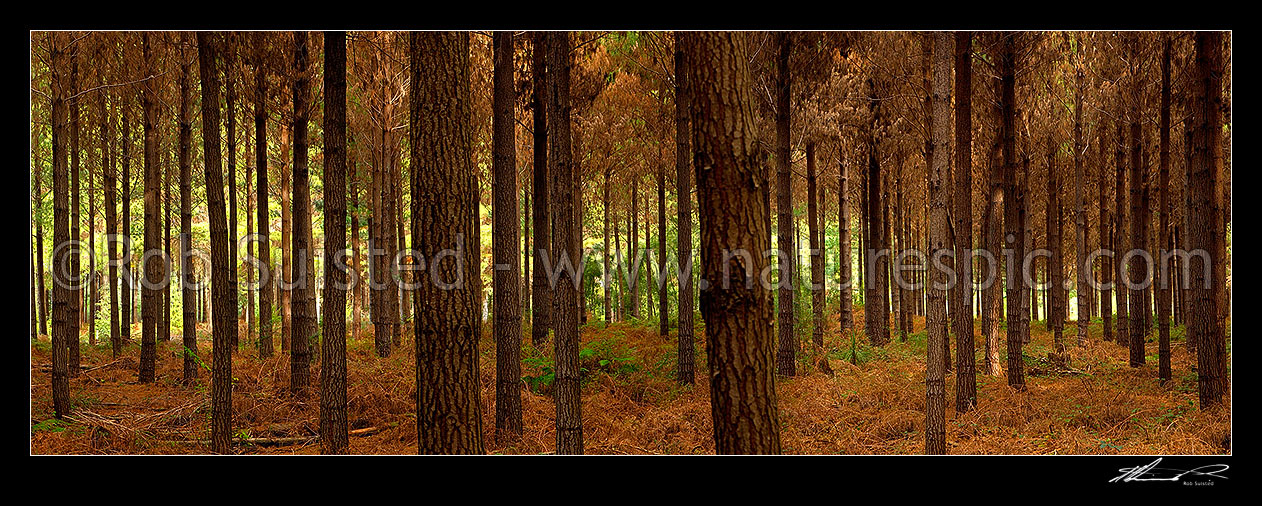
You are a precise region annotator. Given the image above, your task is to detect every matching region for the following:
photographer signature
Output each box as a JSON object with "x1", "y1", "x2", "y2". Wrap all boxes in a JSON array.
[{"x1": 1110, "y1": 458, "x2": 1229, "y2": 483}]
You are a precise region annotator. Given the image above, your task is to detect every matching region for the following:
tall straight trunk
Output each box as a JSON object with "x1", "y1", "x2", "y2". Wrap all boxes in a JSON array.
[
  {"x1": 102, "y1": 86, "x2": 120, "y2": 358},
  {"x1": 983, "y1": 147, "x2": 1003, "y2": 377},
  {"x1": 69, "y1": 49, "x2": 81, "y2": 376},
  {"x1": 1099, "y1": 129, "x2": 1112, "y2": 342},
  {"x1": 682, "y1": 31, "x2": 782, "y2": 454},
  {"x1": 244, "y1": 110, "x2": 255, "y2": 344},
  {"x1": 280, "y1": 118, "x2": 292, "y2": 353},
  {"x1": 138, "y1": 33, "x2": 160, "y2": 384},
  {"x1": 1047, "y1": 145, "x2": 1064, "y2": 356},
  {"x1": 865, "y1": 77, "x2": 889, "y2": 347},
  {"x1": 226, "y1": 46, "x2": 239, "y2": 349},
  {"x1": 547, "y1": 31, "x2": 582, "y2": 455},
  {"x1": 178, "y1": 33, "x2": 198, "y2": 385},
  {"x1": 48, "y1": 32, "x2": 71, "y2": 418},
  {"x1": 953, "y1": 30, "x2": 975, "y2": 412},
  {"x1": 1190, "y1": 31, "x2": 1225, "y2": 410},
  {"x1": 602, "y1": 170, "x2": 611, "y2": 326},
  {"x1": 1000, "y1": 33, "x2": 1025, "y2": 390},
  {"x1": 289, "y1": 31, "x2": 316, "y2": 395},
  {"x1": 674, "y1": 36, "x2": 694, "y2": 385},
  {"x1": 658, "y1": 158, "x2": 668, "y2": 336},
  {"x1": 1128, "y1": 118, "x2": 1144, "y2": 367},
  {"x1": 530, "y1": 31, "x2": 551, "y2": 346},
  {"x1": 196, "y1": 31, "x2": 236, "y2": 455},
  {"x1": 254, "y1": 33, "x2": 273, "y2": 358},
  {"x1": 925, "y1": 32, "x2": 952, "y2": 455},
  {"x1": 774, "y1": 32, "x2": 796, "y2": 375},
  {"x1": 1157, "y1": 36, "x2": 1172, "y2": 384},
  {"x1": 120, "y1": 97, "x2": 132, "y2": 344},
  {"x1": 1114, "y1": 122, "x2": 1129, "y2": 350},
  {"x1": 320, "y1": 31, "x2": 349, "y2": 454},
  {"x1": 523, "y1": 185, "x2": 532, "y2": 319},
  {"x1": 837, "y1": 144, "x2": 853, "y2": 331},
  {"x1": 630, "y1": 179, "x2": 639, "y2": 318},
  {"x1": 807, "y1": 142, "x2": 824, "y2": 349},
  {"x1": 1073, "y1": 62, "x2": 1088, "y2": 346},
  {"x1": 491, "y1": 31, "x2": 522, "y2": 444},
  {"x1": 162, "y1": 133, "x2": 171, "y2": 346}
]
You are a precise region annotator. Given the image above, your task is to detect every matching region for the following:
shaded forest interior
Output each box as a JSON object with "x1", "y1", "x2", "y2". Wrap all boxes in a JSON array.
[{"x1": 30, "y1": 30, "x2": 1231, "y2": 455}]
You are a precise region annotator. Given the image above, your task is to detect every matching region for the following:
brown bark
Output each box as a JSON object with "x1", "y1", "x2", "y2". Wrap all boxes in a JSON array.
[
  {"x1": 196, "y1": 31, "x2": 236, "y2": 454},
  {"x1": 547, "y1": 31, "x2": 582, "y2": 455},
  {"x1": 289, "y1": 31, "x2": 316, "y2": 395},
  {"x1": 683, "y1": 31, "x2": 781, "y2": 454},
  {"x1": 953, "y1": 31, "x2": 976, "y2": 412},
  {"x1": 320, "y1": 31, "x2": 350, "y2": 454},
  {"x1": 925, "y1": 32, "x2": 952, "y2": 454},
  {"x1": 1190, "y1": 31, "x2": 1225, "y2": 410},
  {"x1": 491, "y1": 31, "x2": 523, "y2": 443},
  {"x1": 48, "y1": 32, "x2": 71, "y2": 418},
  {"x1": 138, "y1": 33, "x2": 159, "y2": 384},
  {"x1": 1000, "y1": 33, "x2": 1025, "y2": 390},
  {"x1": 774, "y1": 32, "x2": 796, "y2": 374},
  {"x1": 178, "y1": 32, "x2": 197, "y2": 385},
  {"x1": 674, "y1": 36, "x2": 695, "y2": 385},
  {"x1": 254, "y1": 33, "x2": 273, "y2": 359},
  {"x1": 530, "y1": 31, "x2": 551, "y2": 346}
]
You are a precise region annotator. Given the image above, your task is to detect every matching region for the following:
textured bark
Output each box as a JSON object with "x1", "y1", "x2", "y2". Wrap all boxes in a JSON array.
[
  {"x1": 953, "y1": 31, "x2": 976, "y2": 412},
  {"x1": 674, "y1": 37, "x2": 695, "y2": 385},
  {"x1": 1099, "y1": 129, "x2": 1113, "y2": 342},
  {"x1": 491, "y1": 31, "x2": 523, "y2": 443},
  {"x1": 982, "y1": 142, "x2": 1003, "y2": 377},
  {"x1": 1000, "y1": 34, "x2": 1025, "y2": 390},
  {"x1": 925, "y1": 32, "x2": 952, "y2": 455},
  {"x1": 254, "y1": 33, "x2": 273, "y2": 359},
  {"x1": 1190, "y1": 31, "x2": 1225, "y2": 410},
  {"x1": 1073, "y1": 62, "x2": 1088, "y2": 346},
  {"x1": 1114, "y1": 122, "x2": 1129, "y2": 351},
  {"x1": 226, "y1": 44, "x2": 239, "y2": 349},
  {"x1": 289, "y1": 31, "x2": 316, "y2": 395},
  {"x1": 1128, "y1": 118, "x2": 1144, "y2": 368},
  {"x1": 774, "y1": 32, "x2": 796, "y2": 375},
  {"x1": 138, "y1": 33, "x2": 159, "y2": 384},
  {"x1": 683, "y1": 31, "x2": 782, "y2": 454},
  {"x1": 546, "y1": 32, "x2": 582, "y2": 455},
  {"x1": 48, "y1": 32, "x2": 71, "y2": 418},
  {"x1": 865, "y1": 76, "x2": 890, "y2": 347},
  {"x1": 320, "y1": 31, "x2": 350, "y2": 454},
  {"x1": 807, "y1": 142, "x2": 824, "y2": 350},
  {"x1": 178, "y1": 33, "x2": 197, "y2": 385},
  {"x1": 1157, "y1": 37, "x2": 1172, "y2": 384},
  {"x1": 1047, "y1": 145, "x2": 1064, "y2": 357},
  {"x1": 69, "y1": 49, "x2": 81, "y2": 376},
  {"x1": 530, "y1": 31, "x2": 551, "y2": 346},
  {"x1": 837, "y1": 144, "x2": 853, "y2": 331},
  {"x1": 196, "y1": 31, "x2": 236, "y2": 454}
]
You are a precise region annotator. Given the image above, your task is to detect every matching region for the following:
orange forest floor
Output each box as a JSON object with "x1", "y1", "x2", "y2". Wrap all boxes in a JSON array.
[{"x1": 31, "y1": 306, "x2": 1230, "y2": 454}]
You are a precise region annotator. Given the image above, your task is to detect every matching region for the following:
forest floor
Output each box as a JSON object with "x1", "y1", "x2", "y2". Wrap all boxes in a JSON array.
[{"x1": 30, "y1": 307, "x2": 1231, "y2": 455}]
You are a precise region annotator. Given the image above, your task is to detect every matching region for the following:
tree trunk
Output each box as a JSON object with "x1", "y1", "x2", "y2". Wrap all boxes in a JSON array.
[
  {"x1": 254, "y1": 33, "x2": 273, "y2": 359},
  {"x1": 318, "y1": 31, "x2": 350, "y2": 454},
  {"x1": 1000, "y1": 33, "x2": 1025, "y2": 390},
  {"x1": 196, "y1": 31, "x2": 237, "y2": 455},
  {"x1": 952, "y1": 30, "x2": 976, "y2": 412},
  {"x1": 491, "y1": 31, "x2": 523, "y2": 444},
  {"x1": 139, "y1": 33, "x2": 160, "y2": 384},
  {"x1": 774, "y1": 32, "x2": 796, "y2": 375},
  {"x1": 289, "y1": 31, "x2": 315, "y2": 395},
  {"x1": 865, "y1": 76, "x2": 889, "y2": 348},
  {"x1": 1190, "y1": 31, "x2": 1225, "y2": 410},
  {"x1": 1157, "y1": 36, "x2": 1172, "y2": 383},
  {"x1": 48, "y1": 32, "x2": 71, "y2": 418},
  {"x1": 530, "y1": 31, "x2": 551, "y2": 347},
  {"x1": 546, "y1": 31, "x2": 582, "y2": 455},
  {"x1": 178, "y1": 33, "x2": 198, "y2": 385},
  {"x1": 674, "y1": 37, "x2": 695, "y2": 385},
  {"x1": 925, "y1": 32, "x2": 952, "y2": 455},
  {"x1": 682, "y1": 31, "x2": 782, "y2": 454},
  {"x1": 807, "y1": 142, "x2": 824, "y2": 350}
]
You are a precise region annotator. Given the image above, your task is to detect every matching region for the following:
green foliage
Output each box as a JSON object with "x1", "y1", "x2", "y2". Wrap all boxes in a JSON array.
[{"x1": 32, "y1": 419, "x2": 67, "y2": 433}]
